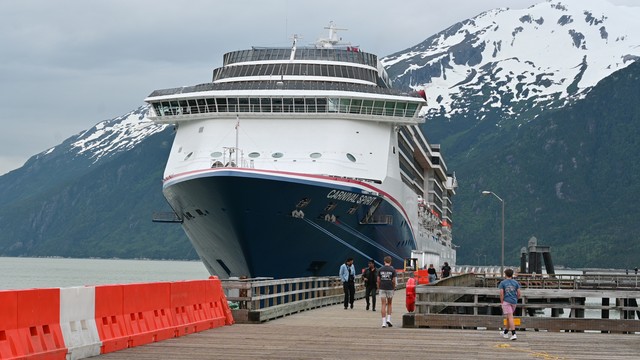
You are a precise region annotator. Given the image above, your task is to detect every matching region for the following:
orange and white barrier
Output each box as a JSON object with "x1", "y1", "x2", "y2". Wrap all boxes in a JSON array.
[{"x1": 0, "y1": 277, "x2": 234, "y2": 360}]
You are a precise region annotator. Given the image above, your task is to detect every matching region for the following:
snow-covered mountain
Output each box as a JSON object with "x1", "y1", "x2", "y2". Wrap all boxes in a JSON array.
[
  {"x1": 382, "y1": 0, "x2": 640, "y2": 121},
  {"x1": 33, "y1": 105, "x2": 165, "y2": 166}
]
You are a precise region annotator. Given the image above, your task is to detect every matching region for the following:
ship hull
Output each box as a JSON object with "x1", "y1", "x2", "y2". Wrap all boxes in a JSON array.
[{"x1": 163, "y1": 168, "x2": 442, "y2": 278}]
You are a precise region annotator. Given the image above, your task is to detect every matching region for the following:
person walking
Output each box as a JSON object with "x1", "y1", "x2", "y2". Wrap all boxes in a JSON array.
[
  {"x1": 377, "y1": 256, "x2": 397, "y2": 327},
  {"x1": 363, "y1": 259, "x2": 377, "y2": 311},
  {"x1": 441, "y1": 261, "x2": 452, "y2": 278},
  {"x1": 499, "y1": 268, "x2": 522, "y2": 340},
  {"x1": 339, "y1": 257, "x2": 356, "y2": 309}
]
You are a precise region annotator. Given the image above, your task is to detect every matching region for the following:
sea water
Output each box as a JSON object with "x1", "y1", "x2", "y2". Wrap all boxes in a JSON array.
[{"x1": 0, "y1": 257, "x2": 210, "y2": 290}]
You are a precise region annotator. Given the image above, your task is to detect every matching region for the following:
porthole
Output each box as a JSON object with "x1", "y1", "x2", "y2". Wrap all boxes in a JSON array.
[
  {"x1": 184, "y1": 152, "x2": 193, "y2": 161},
  {"x1": 272, "y1": 152, "x2": 284, "y2": 158},
  {"x1": 309, "y1": 152, "x2": 322, "y2": 159},
  {"x1": 211, "y1": 151, "x2": 223, "y2": 158},
  {"x1": 248, "y1": 152, "x2": 261, "y2": 158},
  {"x1": 346, "y1": 153, "x2": 356, "y2": 162}
]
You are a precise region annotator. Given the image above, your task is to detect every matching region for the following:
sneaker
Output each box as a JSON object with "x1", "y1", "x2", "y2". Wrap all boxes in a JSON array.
[
  {"x1": 382, "y1": 322, "x2": 387, "y2": 328},
  {"x1": 372, "y1": 308, "x2": 376, "y2": 312},
  {"x1": 502, "y1": 331, "x2": 510, "y2": 339},
  {"x1": 386, "y1": 321, "x2": 393, "y2": 327},
  {"x1": 366, "y1": 305, "x2": 370, "y2": 310},
  {"x1": 509, "y1": 334, "x2": 517, "y2": 341}
]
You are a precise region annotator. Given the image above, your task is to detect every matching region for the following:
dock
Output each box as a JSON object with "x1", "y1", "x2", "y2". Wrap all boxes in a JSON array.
[{"x1": 98, "y1": 287, "x2": 640, "y2": 360}]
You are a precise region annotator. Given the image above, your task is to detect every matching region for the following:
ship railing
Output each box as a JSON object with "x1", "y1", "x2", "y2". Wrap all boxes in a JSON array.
[{"x1": 221, "y1": 272, "x2": 411, "y2": 323}]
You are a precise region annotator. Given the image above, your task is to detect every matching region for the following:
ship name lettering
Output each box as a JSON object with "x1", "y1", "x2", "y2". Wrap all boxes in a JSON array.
[{"x1": 326, "y1": 190, "x2": 376, "y2": 205}]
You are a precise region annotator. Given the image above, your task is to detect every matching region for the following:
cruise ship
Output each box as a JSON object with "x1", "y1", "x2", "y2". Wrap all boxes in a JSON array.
[{"x1": 145, "y1": 23, "x2": 457, "y2": 279}]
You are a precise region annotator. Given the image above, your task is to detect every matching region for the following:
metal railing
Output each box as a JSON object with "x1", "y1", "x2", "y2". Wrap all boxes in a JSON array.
[{"x1": 221, "y1": 272, "x2": 409, "y2": 323}]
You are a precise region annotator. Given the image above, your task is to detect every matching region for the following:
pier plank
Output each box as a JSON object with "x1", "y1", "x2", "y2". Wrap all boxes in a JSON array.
[{"x1": 99, "y1": 289, "x2": 640, "y2": 360}]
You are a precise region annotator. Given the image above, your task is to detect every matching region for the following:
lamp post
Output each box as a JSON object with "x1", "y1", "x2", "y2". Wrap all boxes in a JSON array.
[{"x1": 482, "y1": 190, "x2": 505, "y2": 276}]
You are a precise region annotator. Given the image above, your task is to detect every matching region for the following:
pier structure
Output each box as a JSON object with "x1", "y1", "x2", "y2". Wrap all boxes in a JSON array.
[
  {"x1": 97, "y1": 272, "x2": 640, "y2": 360},
  {"x1": 6, "y1": 271, "x2": 638, "y2": 359}
]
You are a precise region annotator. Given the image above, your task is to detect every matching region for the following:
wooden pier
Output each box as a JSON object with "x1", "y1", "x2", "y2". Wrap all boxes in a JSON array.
[
  {"x1": 95, "y1": 293, "x2": 640, "y2": 360},
  {"x1": 98, "y1": 273, "x2": 640, "y2": 360}
]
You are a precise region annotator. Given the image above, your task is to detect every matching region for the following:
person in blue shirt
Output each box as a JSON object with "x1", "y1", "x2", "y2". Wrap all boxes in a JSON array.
[
  {"x1": 339, "y1": 257, "x2": 356, "y2": 309},
  {"x1": 498, "y1": 268, "x2": 521, "y2": 340}
]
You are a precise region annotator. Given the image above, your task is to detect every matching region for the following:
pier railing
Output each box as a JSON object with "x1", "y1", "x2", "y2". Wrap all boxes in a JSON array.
[
  {"x1": 404, "y1": 273, "x2": 640, "y2": 333},
  {"x1": 221, "y1": 272, "x2": 409, "y2": 323}
]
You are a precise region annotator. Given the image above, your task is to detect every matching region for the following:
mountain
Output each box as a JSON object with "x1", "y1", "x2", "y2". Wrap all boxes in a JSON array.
[
  {"x1": 1, "y1": 0, "x2": 639, "y2": 268},
  {"x1": 0, "y1": 108, "x2": 195, "y2": 259},
  {"x1": 383, "y1": 0, "x2": 640, "y2": 122},
  {"x1": 382, "y1": 0, "x2": 640, "y2": 268}
]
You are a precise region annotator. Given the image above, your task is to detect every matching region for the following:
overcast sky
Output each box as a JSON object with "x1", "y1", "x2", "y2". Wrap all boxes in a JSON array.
[{"x1": 0, "y1": 0, "x2": 636, "y2": 175}]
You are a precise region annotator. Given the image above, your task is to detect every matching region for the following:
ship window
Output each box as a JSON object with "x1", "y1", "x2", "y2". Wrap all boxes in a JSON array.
[
  {"x1": 250, "y1": 98, "x2": 259, "y2": 112},
  {"x1": 316, "y1": 98, "x2": 327, "y2": 112},
  {"x1": 248, "y1": 152, "x2": 260, "y2": 158},
  {"x1": 283, "y1": 98, "x2": 293, "y2": 112},
  {"x1": 198, "y1": 127, "x2": 204, "y2": 133},
  {"x1": 362, "y1": 100, "x2": 373, "y2": 115},
  {"x1": 309, "y1": 152, "x2": 322, "y2": 159},
  {"x1": 260, "y1": 98, "x2": 271, "y2": 112},
  {"x1": 217, "y1": 98, "x2": 227, "y2": 112},
  {"x1": 184, "y1": 152, "x2": 193, "y2": 161},
  {"x1": 272, "y1": 98, "x2": 282, "y2": 112},
  {"x1": 197, "y1": 98, "x2": 207, "y2": 113},
  {"x1": 272, "y1": 152, "x2": 284, "y2": 158},
  {"x1": 339, "y1": 99, "x2": 350, "y2": 113},
  {"x1": 394, "y1": 102, "x2": 407, "y2": 117},
  {"x1": 239, "y1": 98, "x2": 249, "y2": 112},
  {"x1": 372, "y1": 101, "x2": 384, "y2": 116},
  {"x1": 294, "y1": 98, "x2": 305, "y2": 112},
  {"x1": 305, "y1": 98, "x2": 316, "y2": 112},
  {"x1": 227, "y1": 98, "x2": 238, "y2": 112},
  {"x1": 350, "y1": 99, "x2": 362, "y2": 114},
  {"x1": 285, "y1": 63, "x2": 295, "y2": 75},
  {"x1": 384, "y1": 101, "x2": 396, "y2": 116},
  {"x1": 346, "y1": 153, "x2": 356, "y2": 162},
  {"x1": 211, "y1": 151, "x2": 223, "y2": 158},
  {"x1": 205, "y1": 98, "x2": 216, "y2": 113},
  {"x1": 406, "y1": 103, "x2": 419, "y2": 117},
  {"x1": 327, "y1": 98, "x2": 339, "y2": 112}
]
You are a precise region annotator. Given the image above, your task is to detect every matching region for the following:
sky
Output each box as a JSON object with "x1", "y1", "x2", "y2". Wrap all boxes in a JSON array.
[{"x1": 0, "y1": 0, "x2": 637, "y2": 176}]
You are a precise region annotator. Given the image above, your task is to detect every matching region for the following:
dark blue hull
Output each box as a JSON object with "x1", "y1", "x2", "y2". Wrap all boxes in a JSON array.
[{"x1": 163, "y1": 169, "x2": 415, "y2": 278}]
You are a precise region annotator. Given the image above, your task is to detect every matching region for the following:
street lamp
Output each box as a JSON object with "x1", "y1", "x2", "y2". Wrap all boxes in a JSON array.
[{"x1": 482, "y1": 190, "x2": 505, "y2": 276}]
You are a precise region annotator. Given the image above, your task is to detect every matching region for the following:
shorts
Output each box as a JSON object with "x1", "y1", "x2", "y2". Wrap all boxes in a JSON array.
[
  {"x1": 501, "y1": 302, "x2": 516, "y2": 315},
  {"x1": 379, "y1": 290, "x2": 394, "y2": 299}
]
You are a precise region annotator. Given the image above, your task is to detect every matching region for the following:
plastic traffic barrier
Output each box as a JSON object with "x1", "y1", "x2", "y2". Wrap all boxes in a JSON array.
[
  {"x1": 414, "y1": 269, "x2": 430, "y2": 285},
  {"x1": 60, "y1": 286, "x2": 101, "y2": 359},
  {"x1": 94, "y1": 285, "x2": 131, "y2": 354},
  {"x1": 122, "y1": 282, "x2": 175, "y2": 347},
  {"x1": 206, "y1": 276, "x2": 235, "y2": 326},
  {"x1": 171, "y1": 280, "x2": 214, "y2": 336},
  {"x1": 16, "y1": 288, "x2": 67, "y2": 359},
  {"x1": 0, "y1": 290, "x2": 25, "y2": 359}
]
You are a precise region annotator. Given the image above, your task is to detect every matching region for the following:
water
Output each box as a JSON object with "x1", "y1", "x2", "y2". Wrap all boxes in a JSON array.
[{"x1": 0, "y1": 257, "x2": 210, "y2": 290}]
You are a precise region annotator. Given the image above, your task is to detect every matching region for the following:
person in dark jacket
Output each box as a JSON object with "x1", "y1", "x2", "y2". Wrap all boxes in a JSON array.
[
  {"x1": 441, "y1": 262, "x2": 452, "y2": 278},
  {"x1": 363, "y1": 259, "x2": 377, "y2": 311},
  {"x1": 427, "y1": 263, "x2": 438, "y2": 283}
]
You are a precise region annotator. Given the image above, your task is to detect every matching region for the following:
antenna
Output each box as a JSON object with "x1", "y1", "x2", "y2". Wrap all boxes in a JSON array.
[{"x1": 315, "y1": 21, "x2": 348, "y2": 48}]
